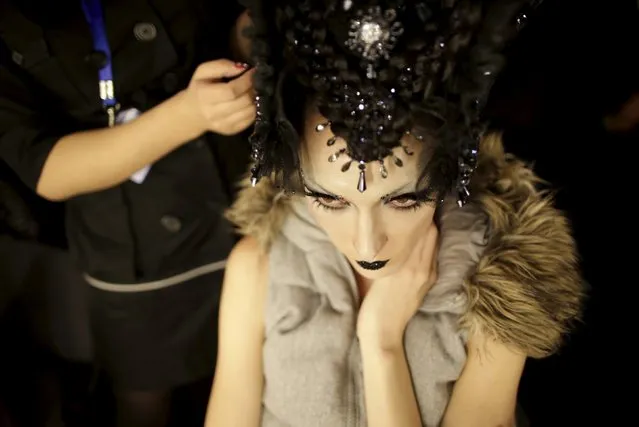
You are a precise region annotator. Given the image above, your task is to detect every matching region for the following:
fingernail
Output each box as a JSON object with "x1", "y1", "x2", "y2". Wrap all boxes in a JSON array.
[{"x1": 235, "y1": 62, "x2": 249, "y2": 69}]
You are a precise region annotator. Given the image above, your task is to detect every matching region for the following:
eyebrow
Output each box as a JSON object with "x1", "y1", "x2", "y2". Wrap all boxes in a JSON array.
[
  {"x1": 380, "y1": 184, "x2": 423, "y2": 200},
  {"x1": 302, "y1": 173, "x2": 431, "y2": 201},
  {"x1": 302, "y1": 177, "x2": 342, "y2": 199}
]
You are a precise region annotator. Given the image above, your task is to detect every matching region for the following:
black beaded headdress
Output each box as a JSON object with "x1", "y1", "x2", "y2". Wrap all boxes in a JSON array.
[{"x1": 247, "y1": 0, "x2": 541, "y2": 206}]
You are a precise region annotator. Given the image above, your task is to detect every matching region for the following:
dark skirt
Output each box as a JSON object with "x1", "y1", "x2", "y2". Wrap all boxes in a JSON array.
[{"x1": 88, "y1": 270, "x2": 223, "y2": 391}]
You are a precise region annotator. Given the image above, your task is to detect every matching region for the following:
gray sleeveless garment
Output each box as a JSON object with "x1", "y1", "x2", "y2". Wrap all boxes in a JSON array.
[{"x1": 261, "y1": 199, "x2": 488, "y2": 427}]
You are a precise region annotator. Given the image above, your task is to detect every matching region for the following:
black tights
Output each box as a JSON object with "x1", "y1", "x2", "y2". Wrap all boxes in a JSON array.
[
  {"x1": 115, "y1": 389, "x2": 171, "y2": 427},
  {"x1": 113, "y1": 377, "x2": 212, "y2": 427}
]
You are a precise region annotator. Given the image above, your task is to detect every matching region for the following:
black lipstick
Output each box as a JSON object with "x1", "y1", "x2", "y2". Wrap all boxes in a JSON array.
[{"x1": 356, "y1": 260, "x2": 389, "y2": 271}]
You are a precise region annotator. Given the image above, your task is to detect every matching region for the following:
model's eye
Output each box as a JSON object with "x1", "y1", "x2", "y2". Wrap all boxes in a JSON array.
[
  {"x1": 388, "y1": 196, "x2": 419, "y2": 209},
  {"x1": 304, "y1": 189, "x2": 349, "y2": 211},
  {"x1": 314, "y1": 197, "x2": 348, "y2": 210}
]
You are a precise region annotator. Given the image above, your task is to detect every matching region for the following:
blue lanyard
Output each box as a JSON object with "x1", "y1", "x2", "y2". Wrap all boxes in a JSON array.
[{"x1": 81, "y1": 0, "x2": 119, "y2": 127}]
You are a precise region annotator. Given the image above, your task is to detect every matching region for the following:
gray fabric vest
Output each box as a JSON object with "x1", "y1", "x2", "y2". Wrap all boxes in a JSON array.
[{"x1": 261, "y1": 199, "x2": 488, "y2": 427}]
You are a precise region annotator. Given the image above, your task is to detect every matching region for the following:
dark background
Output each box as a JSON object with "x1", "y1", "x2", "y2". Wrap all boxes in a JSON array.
[
  {"x1": 489, "y1": 0, "x2": 636, "y2": 424},
  {"x1": 1, "y1": 0, "x2": 636, "y2": 425}
]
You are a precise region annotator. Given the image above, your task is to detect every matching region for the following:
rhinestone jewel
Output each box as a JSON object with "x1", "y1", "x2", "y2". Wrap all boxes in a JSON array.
[
  {"x1": 402, "y1": 145, "x2": 414, "y2": 155},
  {"x1": 357, "y1": 162, "x2": 367, "y2": 193},
  {"x1": 329, "y1": 148, "x2": 346, "y2": 163},
  {"x1": 379, "y1": 161, "x2": 388, "y2": 178},
  {"x1": 457, "y1": 186, "x2": 471, "y2": 208},
  {"x1": 360, "y1": 22, "x2": 384, "y2": 45},
  {"x1": 316, "y1": 122, "x2": 329, "y2": 132},
  {"x1": 345, "y1": 6, "x2": 403, "y2": 62},
  {"x1": 250, "y1": 166, "x2": 259, "y2": 187}
]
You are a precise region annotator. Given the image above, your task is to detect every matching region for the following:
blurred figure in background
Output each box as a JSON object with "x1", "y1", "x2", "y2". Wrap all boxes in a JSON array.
[{"x1": 0, "y1": 0, "x2": 252, "y2": 426}]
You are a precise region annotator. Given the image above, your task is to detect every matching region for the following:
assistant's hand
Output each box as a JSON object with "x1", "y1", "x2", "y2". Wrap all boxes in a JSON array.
[
  {"x1": 181, "y1": 59, "x2": 256, "y2": 137},
  {"x1": 357, "y1": 223, "x2": 439, "y2": 351}
]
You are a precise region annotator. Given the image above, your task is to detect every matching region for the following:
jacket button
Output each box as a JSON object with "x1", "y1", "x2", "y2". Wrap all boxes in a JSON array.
[
  {"x1": 11, "y1": 51, "x2": 24, "y2": 66},
  {"x1": 133, "y1": 22, "x2": 157, "y2": 42},
  {"x1": 160, "y1": 215, "x2": 182, "y2": 233}
]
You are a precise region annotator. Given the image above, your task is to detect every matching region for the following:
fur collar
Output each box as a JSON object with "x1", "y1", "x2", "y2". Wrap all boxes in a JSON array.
[{"x1": 226, "y1": 134, "x2": 585, "y2": 358}]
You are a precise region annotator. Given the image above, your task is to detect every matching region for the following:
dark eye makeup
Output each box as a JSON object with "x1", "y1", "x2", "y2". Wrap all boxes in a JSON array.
[{"x1": 303, "y1": 186, "x2": 437, "y2": 212}]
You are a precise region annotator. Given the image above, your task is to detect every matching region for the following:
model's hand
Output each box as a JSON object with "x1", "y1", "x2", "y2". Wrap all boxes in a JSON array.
[{"x1": 357, "y1": 223, "x2": 439, "y2": 350}]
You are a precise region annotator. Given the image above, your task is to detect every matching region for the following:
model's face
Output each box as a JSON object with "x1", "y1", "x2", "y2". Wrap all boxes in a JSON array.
[{"x1": 300, "y1": 109, "x2": 437, "y2": 280}]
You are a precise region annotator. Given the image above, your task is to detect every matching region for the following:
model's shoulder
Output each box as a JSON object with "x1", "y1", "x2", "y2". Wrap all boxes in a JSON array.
[{"x1": 226, "y1": 236, "x2": 269, "y2": 280}]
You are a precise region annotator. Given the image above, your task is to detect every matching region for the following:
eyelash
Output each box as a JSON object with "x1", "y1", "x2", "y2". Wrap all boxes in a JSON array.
[
  {"x1": 312, "y1": 198, "x2": 343, "y2": 211},
  {"x1": 391, "y1": 198, "x2": 427, "y2": 212},
  {"x1": 304, "y1": 191, "x2": 432, "y2": 213}
]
